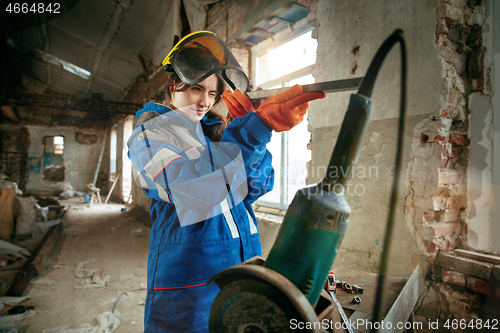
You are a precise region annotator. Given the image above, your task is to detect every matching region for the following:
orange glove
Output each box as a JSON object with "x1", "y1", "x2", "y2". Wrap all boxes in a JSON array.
[
  {"x1": 222, "y1": 89, "x2": 254, "y2": 121},
  {"x1": 255, "y1": 84, "x2": 326, "y2": 132}
]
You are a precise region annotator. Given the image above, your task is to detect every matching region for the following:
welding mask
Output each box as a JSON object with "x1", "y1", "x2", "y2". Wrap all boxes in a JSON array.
[{"x1": 162, "y1": 31, "x2": 249, "y2": 92}]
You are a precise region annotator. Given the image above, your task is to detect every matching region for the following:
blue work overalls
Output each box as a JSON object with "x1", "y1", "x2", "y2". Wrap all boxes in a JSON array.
[{"x1": 128, "y1": 103, "x2": 274, "y2": 332}]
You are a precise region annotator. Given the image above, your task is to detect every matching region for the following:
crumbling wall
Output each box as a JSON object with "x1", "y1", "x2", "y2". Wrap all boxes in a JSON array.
[
  {"x1": 308, "y1": 0, "x2": 441, "y2": 275},
  {"x1": 405, "y1": 0, "x2": 483, "y2": 267},
  {"x1": 25, "y1": 125, "x2": 107, "y2": 194},
  {"x1": 408, "y1": 0, "x2": 499, "y2": 325},
  {"x1": 310, "y1": 0, "x2": 496, "y2": 325},
  {"x1": 0, "y1": 125, "x2": 29, "y2": 192}
]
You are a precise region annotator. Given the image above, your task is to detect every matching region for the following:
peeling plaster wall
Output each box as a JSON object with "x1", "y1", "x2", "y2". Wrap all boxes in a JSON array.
[
  {"x1": 309, "y1": 0, "x2": 497, "y2": 323},
  {"x1": 25, "y1": 126, "x2": 107, "y2": 194},
  {"x1": 308, "y1": 0, "x2": 442, "y2": 276}
]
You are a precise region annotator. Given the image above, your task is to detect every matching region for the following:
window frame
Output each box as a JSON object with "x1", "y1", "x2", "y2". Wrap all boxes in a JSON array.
[{"x1": 251, "y1": 19, "x2": 315, "y2": 210}]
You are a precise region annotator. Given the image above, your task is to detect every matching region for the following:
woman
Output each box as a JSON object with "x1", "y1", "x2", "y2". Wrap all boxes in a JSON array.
[{"x1": 128, "y1": 31, "x2": 325, "y2": 332}]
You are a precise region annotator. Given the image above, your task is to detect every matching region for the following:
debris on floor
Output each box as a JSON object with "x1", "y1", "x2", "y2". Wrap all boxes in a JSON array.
[
  {"x1": 41, "y1": 310, "x2": 121, "y2": 333},
  {"x1": 0, "y1": 193, "x2": 148, "y2": 331},
  {"x1": 0, "y1": 309, "x2": 36, "y2": 328},
  {"x1": 73, "y1": 259, "x2": 110, "y2": 289}
]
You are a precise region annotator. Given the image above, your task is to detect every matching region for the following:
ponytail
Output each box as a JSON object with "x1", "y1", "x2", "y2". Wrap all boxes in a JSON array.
[{"x1": 201, "y1": 110, "x2": 227, "y2": 142}]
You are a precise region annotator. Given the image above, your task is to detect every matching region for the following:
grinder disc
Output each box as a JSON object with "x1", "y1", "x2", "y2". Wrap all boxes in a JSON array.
[{"x1": 209, "y1": 278, "x2": 310, "y2": 333}]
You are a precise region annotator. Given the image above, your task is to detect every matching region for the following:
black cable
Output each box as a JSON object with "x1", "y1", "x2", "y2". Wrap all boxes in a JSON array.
[{"x1": 361, "y1": 30, "x2": 406, "y2": 333}]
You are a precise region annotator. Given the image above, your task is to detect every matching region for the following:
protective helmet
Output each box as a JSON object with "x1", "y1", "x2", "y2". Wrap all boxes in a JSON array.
[{"x1": 162, "y1": 31, "x2": 250, "y2": 92}]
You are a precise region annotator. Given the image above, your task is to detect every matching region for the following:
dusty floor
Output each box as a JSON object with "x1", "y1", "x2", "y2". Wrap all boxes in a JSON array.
[{"x1": 7, "y1": 197, "x2": 150, "y2": 332}]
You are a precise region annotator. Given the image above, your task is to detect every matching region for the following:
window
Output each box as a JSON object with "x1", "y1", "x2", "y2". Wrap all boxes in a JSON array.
[
  {"x1": 43, "y1": 136, "x2": 65, "y2": 181},
  {"x1": 110, "y1": 127, "x2": 117, "y2": 178},
  {"x1": 252, "y1": 26, "x2": 317, "y2": 209}
]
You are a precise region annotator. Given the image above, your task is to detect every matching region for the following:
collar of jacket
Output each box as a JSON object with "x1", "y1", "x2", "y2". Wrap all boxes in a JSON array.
[
  {"x1": 137, "y1": 102, "x2": 222, "y2": 128},
  {"x1": 136, "y1": 102, "x2": 196, "y2": 129}
]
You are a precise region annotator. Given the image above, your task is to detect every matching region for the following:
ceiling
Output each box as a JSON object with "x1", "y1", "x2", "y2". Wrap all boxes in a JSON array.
[
  {"x1": 0, "y1": 0, "x2": 188, "y2": 103},
  {"x1": 0, "y1": 0, "x2": 309, "y2": 125}
]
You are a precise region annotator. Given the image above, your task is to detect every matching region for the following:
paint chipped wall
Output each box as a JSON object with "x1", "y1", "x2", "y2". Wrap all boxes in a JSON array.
[
  {"x1": 308, "y1": 0, "x2": 442, "y2": 275},
  {"x1": 309, "y1": 0, "x2": 498, "y2": 323},
  {"x1": 24, "y1": 125, "x2": 108, "y2": 194}
]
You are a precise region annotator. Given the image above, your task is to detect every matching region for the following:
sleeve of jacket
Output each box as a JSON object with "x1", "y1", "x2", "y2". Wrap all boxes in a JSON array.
[
  {"x1": 222, "y1": 112, "x2": 275, "y2": 203},
  {"x1": 128, "y1": 111, "x2": 273, "y2": 209}
]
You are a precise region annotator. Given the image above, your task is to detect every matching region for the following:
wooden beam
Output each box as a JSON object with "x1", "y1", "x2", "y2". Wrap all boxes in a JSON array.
[
  {"x1": 453, "y1": 249, "x2": 500, "y2": 265},
  {"x1": 138, "y1": 55, "x2": 151, "y2": 80},
  {"x1": 1, "y1": 105, "x2": 19, "y2": 122},
  {"x1": 104, "y1": 169, "x2": 121, "y2": 204},
  {"x1": 0, "y1": 93, "x2": 142, "y2": 115},
  {"x1": 7, "y1": 222, "x2": 64, "y2": 296}
]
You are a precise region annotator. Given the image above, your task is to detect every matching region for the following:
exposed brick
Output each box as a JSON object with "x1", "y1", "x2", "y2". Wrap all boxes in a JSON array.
[
  {"x1": 492, "y1": 265, "x2": 500, "y2": 281},
  {"x1": 423, "y1": 211, "x2": 435, "y2": 222},
  {"x1": 438, "y1": 168, "x2": 460, "y2": 184},
  {"x1": 449, "y1": 133, "x2": 469, "y2": 146},
  {"x1": 435, "y1": 34, "x2": 449, "y2": 49},
  {"x1": 436, "y1": 18, "x2": 450, "y2": 35},
  {"x1": 437, "y1": 283, "x2": 474, "y2": 317},
  {"x1": 448, "y1": 299, "x2": 473, "y2": 319},
  {"x1": 413, "y1": 197, "x2": 434, "y2": 210},
  {"x1": 442, "y1": 269, "x2": 466, "y2": 286},
  {"x1": 423, "y1": 222, "x2": 462, "y2": 238},
  {"x1": 432, "y1": 196, "x2": 465, "y2": 210},
  {"x1": 438, "y1": 252, "x2": 493, "y2": 279},
  {"x1": 429, "y1": 239, "x2": 449, "y2": 264},
  {"x1": 447, "y1": 183, "x2": 466, "y2": 196},
  {"x1": 435, "y1": 209, "x2": 461, "y2": 222},
  {"x1": 433, "y1": 134, "x2": 447, "y2": 143},
  {"x1": 441, "y1": 142, "x2": 454, "y2": 158},
  {"x1": 467, "y1": 276, "x2": 492, "y2": 295},
  {"x1": 448, "y1": 237, "x2": 458, "y2": 249}
]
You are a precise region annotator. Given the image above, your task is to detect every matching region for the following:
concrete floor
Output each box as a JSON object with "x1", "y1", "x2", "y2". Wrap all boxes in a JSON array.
[{"x1": 6, "y1": 197, "x2": 150, "y2": 332}]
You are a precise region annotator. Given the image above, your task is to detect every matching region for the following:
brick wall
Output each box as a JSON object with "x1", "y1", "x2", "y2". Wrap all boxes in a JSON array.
[
  {"x1": 405, "y1": 0, "x2": 484, "y2": 262},
  {"x1": 404, "y1": 0, "x2": 496, "y2": 326},
  {"x1": 0, "y1": 125, "x2": 28, "y2": 192},
  {"x1": 433, "y1": 251, "x2": 500, "y2": 323}
]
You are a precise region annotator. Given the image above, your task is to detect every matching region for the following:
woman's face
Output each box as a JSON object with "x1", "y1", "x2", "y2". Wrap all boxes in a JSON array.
[{"x1": 170, "y1": 74, "x2": 218, "y2": 122}]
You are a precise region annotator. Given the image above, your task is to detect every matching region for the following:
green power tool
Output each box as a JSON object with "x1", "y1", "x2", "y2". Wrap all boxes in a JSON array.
[
  {"x1": 209, "y1": 30, "x2": 406, "y2": 333},
  {"x1": 264, "y1": 93, "x2": 373, "y2": 305},
  {"x1": 208, "y1": 92, "x2": 373, "y2": 333}
]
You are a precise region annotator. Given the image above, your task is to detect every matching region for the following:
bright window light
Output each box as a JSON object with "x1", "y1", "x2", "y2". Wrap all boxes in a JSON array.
[{"x1": 254, "y1": 29, "x2": 318, "y2": 208}]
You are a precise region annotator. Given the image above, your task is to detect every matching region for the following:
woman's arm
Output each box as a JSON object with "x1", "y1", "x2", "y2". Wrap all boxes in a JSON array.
[{"x1": 128, "y1": 111, "x2": 273, "y2": 210}]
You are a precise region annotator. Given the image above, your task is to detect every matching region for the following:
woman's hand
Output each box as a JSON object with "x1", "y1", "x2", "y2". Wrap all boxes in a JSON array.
[
  {"x1": 222, "y1": 88, "x2": 264, "y2": 124},
  {"x1": 255, "y1": 84, "x2": 326, "y2": 132},
  {"x1": 222, "y1": 89, "x2": 253, "y2": 119}
]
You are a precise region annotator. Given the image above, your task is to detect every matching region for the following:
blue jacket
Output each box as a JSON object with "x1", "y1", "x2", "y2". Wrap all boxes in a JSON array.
[{"x1": 127, "y1": 103, "x2": 274, "y2": 332}]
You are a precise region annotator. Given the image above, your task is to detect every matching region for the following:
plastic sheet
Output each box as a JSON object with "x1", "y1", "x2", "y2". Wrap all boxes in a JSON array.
[
  {"x1": 0, "y1": 175, "x2": 23, "y2": 196},
  {"x1": 0, "y1": 239, "x2": 31, "y2": 258},
  {"x1": 42, "y1": 310, "x2": 121, "y2": 333},
  {"x1": 74, "y1": 259, "x2": 98, "y2": 278},
  {"x1": 0, "y1": 309, "x2": 36, "y2": 327},
  {"x1": 58, "y1": 182, "x2": 76, "y2": 198},
  {"x1": 73, "y1": 259, "x2": 109, "y2": 289},
  {"x1": 74, "y1": 275, "x2": 110, "y2": 289},
  {"x1": 35, "y1": 203, "x2": 49, "y2": 222}
]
